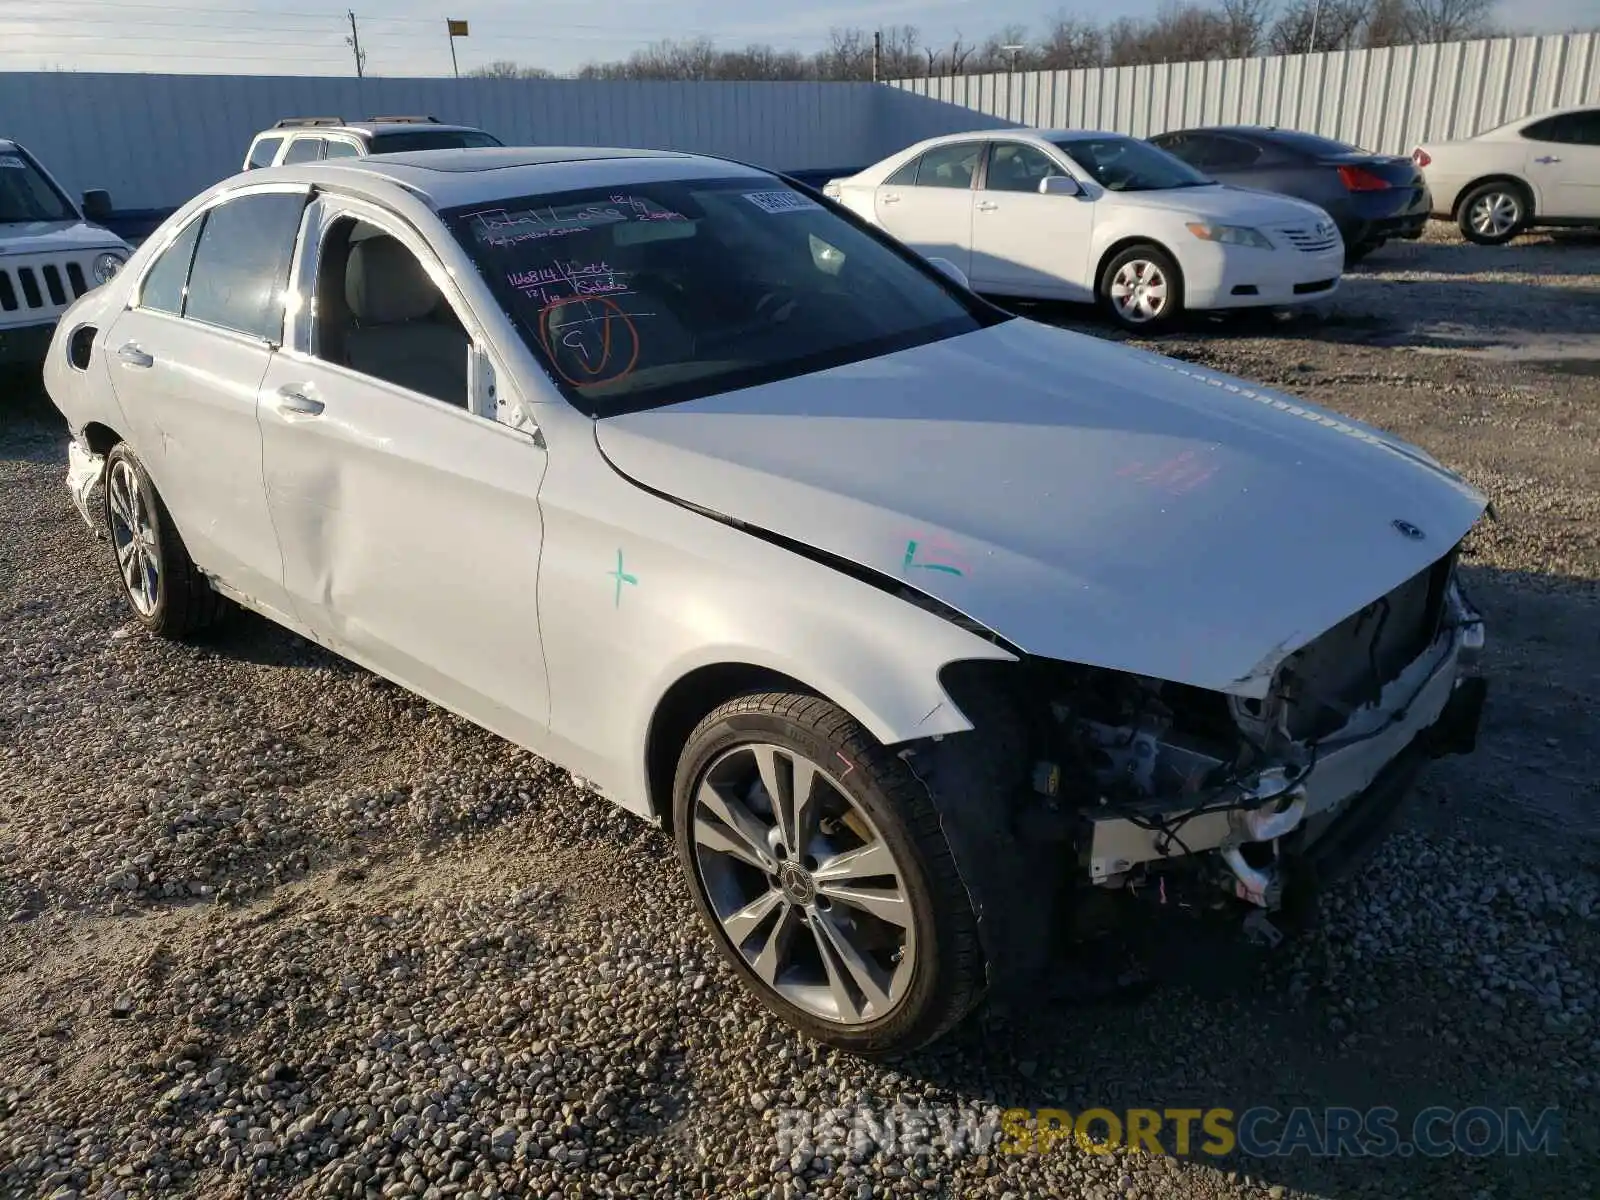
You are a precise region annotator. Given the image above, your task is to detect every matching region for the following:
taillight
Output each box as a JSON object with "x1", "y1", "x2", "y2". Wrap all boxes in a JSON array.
[
  {"x1": 1412, "y1": 148, "x2": 1432, "y2": 167},
  {"x1": 1338, "y1": 165, "x2": 1391, "y2": 191}
]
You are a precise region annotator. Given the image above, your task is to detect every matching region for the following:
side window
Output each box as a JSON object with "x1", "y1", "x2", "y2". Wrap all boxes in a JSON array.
[
  {"x1": 1570, "y1": 110, "x2": 1600, "y2": 145},
  {"x1": 311, "y1": 217, "x2": 470, "y2": 409},
  {"x1": 984, "y1": 143, "x2": 1067, "y2": 193},
  {"x1": 246, "y1": 137, "x2": 283, "y2": 170},
  {"x1": 1520, "y1": 114, "x2": 1593, "y2": 145},
  {"x1": 884, "y1": 157, "x2": 920, "y2": 187},
  {"x1": 282, "y1": 137, "x2": 325, "y2": 164},
  {"x1": 184, "y1": 191, "x2": 308, "y2": 341},
  {"x1": 324, "y1": 139, "x2": 361, "y2": 159},
  {"x1": 914, "y1": 143, "x2": 983, "y2": 189},
  {"x1": 137, "y1": 216, "x2": 205, "y2": 315}
]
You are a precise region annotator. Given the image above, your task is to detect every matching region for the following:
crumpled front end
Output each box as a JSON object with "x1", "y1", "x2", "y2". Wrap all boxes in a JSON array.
[{"x1": 983, "y1": 540, "x2": 1487, "y2": 946}]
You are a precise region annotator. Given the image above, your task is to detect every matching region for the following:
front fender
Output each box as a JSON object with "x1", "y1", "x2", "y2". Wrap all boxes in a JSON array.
[{"x1": 534, "y1": 435, "x2": 1015, "y2": 816}]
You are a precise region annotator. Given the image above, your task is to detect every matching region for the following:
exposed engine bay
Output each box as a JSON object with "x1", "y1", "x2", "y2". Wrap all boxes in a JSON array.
[{"x1": 944, "y1": 546, "x2": 1489, "y2": 949}]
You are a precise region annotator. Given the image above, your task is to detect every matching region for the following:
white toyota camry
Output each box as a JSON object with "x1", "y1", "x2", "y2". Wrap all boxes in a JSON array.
[
  {"x1": 45, "y1": 147, "x2": 1486, "y2": 1056},
  {"x1": 826, "y1": 129, "x2": 1346, "y2": 330}
]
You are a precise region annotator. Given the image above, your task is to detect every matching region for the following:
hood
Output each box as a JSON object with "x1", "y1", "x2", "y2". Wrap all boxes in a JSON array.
[
  {"x1": 1114, "y1": 183, "x2": 1331, "y2": 228},
  {"x1": 0, "y1": 220, "x2": 130, "y2": 256},
  {"x1": 595, "y1": 319, "x2": 1487, "y2": 696}
]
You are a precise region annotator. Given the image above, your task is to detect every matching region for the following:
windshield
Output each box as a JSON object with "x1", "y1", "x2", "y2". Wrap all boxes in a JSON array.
[
  {"x1": 442, "y1": 176, "x2": 1003, "y2": 417},
  {"x1": 1052, "y1": 136, "x2": 1213, "y2": 191},
  {"x1": 369, "y1": 129, "x2": 503, "y2": 154},
  {"x1": 0, "y1": 148, "x2": 76, "y2": 223}
]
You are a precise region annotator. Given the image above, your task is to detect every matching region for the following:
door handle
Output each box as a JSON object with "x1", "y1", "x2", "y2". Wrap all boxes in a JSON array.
[
  {"x1": 976, "y1": 201, "x2": 1000, "y2": 212},
  {"x1": 275, "y1": 385, "x2": 325, "y2": 418},
  {"x1": 116, "y1": 343, "x2": 153, "y2": 369},
  {"x1": 1534, "y1": 155, "x2": 1561, "y2": 164},
  {"x1": 881, "y1": 193, "x2": 901, "y2": 204}
]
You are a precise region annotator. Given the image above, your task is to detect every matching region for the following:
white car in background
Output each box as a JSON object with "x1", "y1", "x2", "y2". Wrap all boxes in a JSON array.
[
  {"x1": 825, "y1": 129, "x2": 1345, "y2": 331},
  {"x1": 1413, "y1": 105, "x2": 1600, "y2": 245}
]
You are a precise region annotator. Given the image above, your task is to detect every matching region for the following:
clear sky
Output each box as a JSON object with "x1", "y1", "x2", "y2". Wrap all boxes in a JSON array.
[{"x1": 0, "y1": 0, "x2": 1591, "y2": 77}]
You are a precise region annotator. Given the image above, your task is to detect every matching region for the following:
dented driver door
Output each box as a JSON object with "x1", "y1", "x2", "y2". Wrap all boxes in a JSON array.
[{"x1": 256, "y1": 197, "x2": 553, "y2": 746}]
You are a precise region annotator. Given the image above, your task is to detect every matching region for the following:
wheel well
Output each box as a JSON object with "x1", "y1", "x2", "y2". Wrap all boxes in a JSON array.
[
  {"x1": 82, "y1": 422, "x2": 121, "y2": 455},
  {"x1": 1452, "y1": 175, "x2": 1532, "y2": 219},
  {"x1": 1095, "y1": 237, "x2": 1180, "y2": 294},
  {"x1": 644, "y1": 663, "x2": 814, "y2": 831}
]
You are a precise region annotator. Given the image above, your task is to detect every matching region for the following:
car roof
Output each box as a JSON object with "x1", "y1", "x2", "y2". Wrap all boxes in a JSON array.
[
  {"x1": 233, "y1": 146, "x2": 772, "y2": 209},
  {"x1": 256, "y1": 121, "x2": 487, "y2": 139},
  {"x1": 0, "y1": 138, "x2": 19, "y2": 154}
]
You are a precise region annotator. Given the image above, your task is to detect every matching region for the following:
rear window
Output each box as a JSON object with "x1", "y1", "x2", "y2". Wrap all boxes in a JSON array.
[
  {"x1": 442, "y1": 176, "x2": 1004, "y2": 417},
  {"x1": 368, "y1": 130, "x2": 503, "y2": 154},
  {"x1": 1263, "y1": 130, "x2": 1370, "y2": 157}
]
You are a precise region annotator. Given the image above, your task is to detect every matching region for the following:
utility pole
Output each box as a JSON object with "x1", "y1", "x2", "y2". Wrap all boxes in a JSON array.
[
  {"x1": 871, "y1": 30, "x2": 882, "y2": 83},
  {"x1": 346, "y1": 9, "x2": 365, "y2": 79},
  {"x1": 1307, "y1": 0, "x2": 1322, "y2": 54}
]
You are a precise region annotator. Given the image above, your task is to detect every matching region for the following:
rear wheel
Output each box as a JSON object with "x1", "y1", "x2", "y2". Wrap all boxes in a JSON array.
[
  {"x1": 673, "y1": 692, "x2": 985, "y2": 1056},
  {"x1": 1099, "y1": 244, "x2": 1183, "y2": 332},
  {"x1": 102, "y1": 443, "x2": 229, "y2": 638},
  {"x1": 1458, "y1": 182, "x2": 1529, "y2": 245}
]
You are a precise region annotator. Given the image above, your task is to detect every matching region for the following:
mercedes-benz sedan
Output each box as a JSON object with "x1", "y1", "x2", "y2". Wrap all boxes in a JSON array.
[{"x1": 45, "y1": 147, "x2": 1489, "y2": 1056}]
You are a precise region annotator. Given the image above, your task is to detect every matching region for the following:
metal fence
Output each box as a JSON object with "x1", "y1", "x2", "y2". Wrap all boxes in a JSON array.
[
  {"x1": 4, "y1": 73, "x2": 1007, "y2": 214},
  {"x1": 889, "y1": 33, "x2": 1600, "y2": 155}
]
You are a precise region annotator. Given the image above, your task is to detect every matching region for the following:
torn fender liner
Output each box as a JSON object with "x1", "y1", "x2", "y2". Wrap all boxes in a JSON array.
[
  {"x1": 67, "y1": 439, "x2": 107, "y2": 537},
  {"x1": 900, "y1": 677, "x2": 1061, "y2": 1000}
]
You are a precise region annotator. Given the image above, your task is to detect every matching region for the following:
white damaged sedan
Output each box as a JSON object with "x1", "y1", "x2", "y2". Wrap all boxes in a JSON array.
[
  {"x1": 826, "y1": 129, "x2": 1346, "y2": 330},
  {"x1": 45, "y1": 147, "x2": 1487, "y2": 1056}
]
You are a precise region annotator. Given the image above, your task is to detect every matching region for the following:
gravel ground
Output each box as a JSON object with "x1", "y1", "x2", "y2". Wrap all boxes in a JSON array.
[{"x1": 2, "y1": 224, "x2": 1597, "y2": 1200}]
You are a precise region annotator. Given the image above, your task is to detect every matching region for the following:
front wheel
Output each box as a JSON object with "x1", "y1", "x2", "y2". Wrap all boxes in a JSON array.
[
  {"x1": 1099, "y1": 244, "x2": 1184, "y2": 332},
  {"x1": 673, "y1": 692, "x2": 985, "y2": 1057},
  {"x1": 1458, "y1": 182, "x2": 1528, "y2": 245},
  {"x1": 102, "y1": 443, "x2": 229, "y2": 638}
]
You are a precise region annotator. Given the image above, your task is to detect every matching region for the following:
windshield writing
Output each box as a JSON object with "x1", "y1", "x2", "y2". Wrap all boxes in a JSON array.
[{"x1": 444, "y1": 177, "x2": 998, "y2": 416}]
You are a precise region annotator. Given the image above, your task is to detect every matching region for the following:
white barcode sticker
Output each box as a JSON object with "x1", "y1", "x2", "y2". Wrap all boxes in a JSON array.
[{"x1": 743, "y1": 190, "x2": 820, "y2": 215}]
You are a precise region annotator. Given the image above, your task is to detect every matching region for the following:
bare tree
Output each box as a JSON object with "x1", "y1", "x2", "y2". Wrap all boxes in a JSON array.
[
  {"x1": 1269, "y1": 0, "x2": 1370, "y2": 53},
  {"x1": 1039, "y1": 12, "x2": 1104, "y2": 69},
  {"x1": 1217, "y1": 0, "x2": 1273, "y2": 56},
  {"x1": 1362, "y1": 0, "x2": 1416, "y2": 46},
  {"x1": 468, "y1": 60, "x2": 552, "y2": 78},
  {"x1": 1406, "y1": 0, "x2": 1497, "y2": 42},
  {"x1": 947, "y1": 36, "x2": 975, "y2": 76}
]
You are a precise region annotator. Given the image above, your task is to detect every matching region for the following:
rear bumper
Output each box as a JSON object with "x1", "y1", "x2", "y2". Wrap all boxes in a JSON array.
[{"x1": 0, "y1": 320, "x2": 56, "y2": 367}]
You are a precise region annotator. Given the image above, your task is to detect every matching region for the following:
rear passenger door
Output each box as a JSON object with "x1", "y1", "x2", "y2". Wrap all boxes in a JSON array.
[
  {"x1": 1522, "y1": 110, "x2": 1600, "y2": 219},
  {"x1": 872, "y1": 142, "x2": 981, "y2": 274},
  {"x1": 256, "y1": 195, "x2": 553, "y2": 741},
  {"x1": 100, "y1": 184, "x2": 310, "y2": 621}
]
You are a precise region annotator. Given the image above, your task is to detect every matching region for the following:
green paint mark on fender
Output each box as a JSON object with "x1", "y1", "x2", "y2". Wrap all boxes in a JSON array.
[{"x1": 608, "y1": 549, "x2": 639, "y2": 606}]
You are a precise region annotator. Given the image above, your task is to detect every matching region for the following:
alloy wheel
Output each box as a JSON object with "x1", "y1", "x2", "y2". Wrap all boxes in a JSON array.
[
  {"x1": 690, "y1": 742, "x2": 916, "y2": 1025},
  {"x1": 107, "y1": 458, "x2": 159, "y2": 616}
]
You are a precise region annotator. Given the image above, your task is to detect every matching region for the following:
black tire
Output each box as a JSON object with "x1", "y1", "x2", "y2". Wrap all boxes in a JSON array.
[
  {"x1": 672, "y1": 691, "x2": 986, "y2": 1057},
  {"x1": 1098, "y1": 243, "x2": 1184, "y2": 332},
  {"x1": 102, "y1": 443, "x2": 229, "y2": 638},
  {"x1": 1457, "y1": 181, "x2": 1529, "y2": 246}
]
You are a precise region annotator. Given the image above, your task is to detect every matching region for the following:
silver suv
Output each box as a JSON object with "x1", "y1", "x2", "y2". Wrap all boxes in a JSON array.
[
  {"x1": 1, "y1": 138, "x2": 132, "y2": 369},
  {"x1": 243, "y1": 115, "x2": 503, "y2": 170}
]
